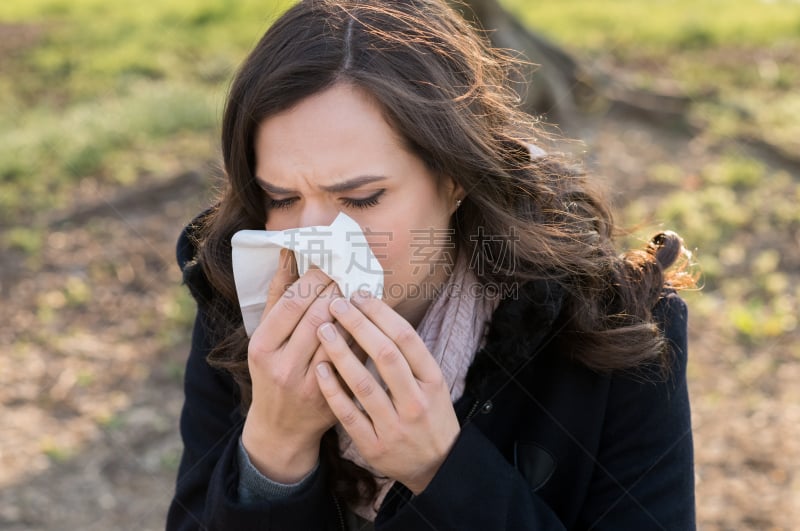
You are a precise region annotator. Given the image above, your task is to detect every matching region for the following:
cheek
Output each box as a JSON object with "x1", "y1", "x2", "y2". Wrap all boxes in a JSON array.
[
  {"x1": 361, "y1": 188, "x2": 452, "y2": 298},
  {"x1": 361, "y1": 227, "x2": 410, "y2": 307},
  {"x1": 264, "y1": 210, "x2": 292, "y2": 231},
  {"x1": 367, "y1": 229, "x2": 411, "y2": 281}
]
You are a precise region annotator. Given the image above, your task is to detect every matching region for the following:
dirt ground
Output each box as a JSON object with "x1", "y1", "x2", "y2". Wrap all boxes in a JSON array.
[{"x1": 1, "y1": 108, "x2": 798, "y2": 530}]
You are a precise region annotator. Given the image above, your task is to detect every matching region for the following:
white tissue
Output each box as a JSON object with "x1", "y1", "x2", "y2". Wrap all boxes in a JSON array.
[{"x1": 231, "y1": 212, "x2": 385, "y2": 336}]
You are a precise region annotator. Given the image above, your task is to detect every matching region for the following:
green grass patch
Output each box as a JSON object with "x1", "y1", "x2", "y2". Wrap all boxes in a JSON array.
[
  {"x1": 620, "y1": 153, "x2": 799, "y2": 344},
  {"x1": 0, "y1": 0, "x2": 293, "y2": 103},
  {"x1": 501, "y1": 0, "x2": 800, "y2": 52},
  {"x1": 0, "y1": 0, "x2": 291, "y2": 226},
  {"x1": 0, "y1": 81, "x2": 220, "y2": 222}
]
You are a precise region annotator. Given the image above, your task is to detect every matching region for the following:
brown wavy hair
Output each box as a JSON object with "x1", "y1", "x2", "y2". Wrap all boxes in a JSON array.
[{"x1": 187, "y1": 0, "x2": 694, "y2": 507}]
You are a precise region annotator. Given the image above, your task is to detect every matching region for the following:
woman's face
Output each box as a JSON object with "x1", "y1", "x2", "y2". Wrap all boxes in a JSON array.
[{"x1": 254, "y1": 83, "x2": 462, "y2": 326}]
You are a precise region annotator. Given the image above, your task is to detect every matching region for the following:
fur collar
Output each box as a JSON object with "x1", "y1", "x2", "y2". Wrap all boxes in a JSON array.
[{"x1": 465, "y1": 279, "x2": 565, "y2": 395}]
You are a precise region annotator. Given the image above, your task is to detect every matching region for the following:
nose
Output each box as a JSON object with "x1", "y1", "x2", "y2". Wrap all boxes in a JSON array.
[{"x1": 298, "y1": 202, "x2": 339, "y2": 229}]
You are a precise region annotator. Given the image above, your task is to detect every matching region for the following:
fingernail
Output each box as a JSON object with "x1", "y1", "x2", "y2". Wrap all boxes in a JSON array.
[
  {"x1": 319, "y1": 322, "x2": 337, "y2": 342},
  {"x1": 351, "y1": 290, "x2": 372, "y2": 304},
  {"x1": 316, "y1": 363, "x2": 330, "y2": 378},
  {"x1": 331, "y1": 298, "x2": 349, "y2": 315}
]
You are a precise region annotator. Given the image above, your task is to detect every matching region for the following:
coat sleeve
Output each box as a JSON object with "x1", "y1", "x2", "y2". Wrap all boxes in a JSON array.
[
  {"x1": 166, "y1": 224, "x2": 343, "y2": 531},
  {"x1": 375, "y1": 293, "x2": 695, "y2": 530}
]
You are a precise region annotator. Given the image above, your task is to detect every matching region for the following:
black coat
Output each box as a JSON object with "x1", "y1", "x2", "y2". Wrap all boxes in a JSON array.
[{"x1": 167, "y1": 221, "x2": 696, "y2": 530}]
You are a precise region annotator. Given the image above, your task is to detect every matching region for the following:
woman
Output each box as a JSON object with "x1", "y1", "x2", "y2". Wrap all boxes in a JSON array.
[{"x1": 167, "y1": 0, "x2": 696, "y2": 529}]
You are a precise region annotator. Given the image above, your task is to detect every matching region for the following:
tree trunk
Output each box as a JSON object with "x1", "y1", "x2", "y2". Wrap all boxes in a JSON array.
[
  {"x1": 456, "y1": 0, "x2": 695, "y2": 130},
  {"x1": 454, "y1": 0, "x2": 590, "y2": 127}
]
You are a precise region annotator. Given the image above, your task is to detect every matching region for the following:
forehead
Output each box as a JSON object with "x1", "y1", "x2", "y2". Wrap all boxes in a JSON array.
[{"x1": 255, "y1": 84, "x2": 409, "y2": 180}]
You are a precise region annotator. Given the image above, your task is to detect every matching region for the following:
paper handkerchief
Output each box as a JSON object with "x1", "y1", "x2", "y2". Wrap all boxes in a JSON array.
[{"x1": 231, "y1": 212, "x2": 385, "y2": 336}]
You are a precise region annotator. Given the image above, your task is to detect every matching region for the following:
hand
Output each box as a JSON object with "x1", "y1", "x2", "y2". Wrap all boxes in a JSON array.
[
  {"x1": 242, "y1": 249, "x2": 353, "y2": 483},
  {"x1": 314, "y1": 291, "x2": 460, "y2": 495}
]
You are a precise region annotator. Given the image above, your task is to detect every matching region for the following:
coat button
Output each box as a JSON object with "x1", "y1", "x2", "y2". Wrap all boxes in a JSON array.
[{"x1": 480, "y1": 400, "x2": 493, "y2": 414}]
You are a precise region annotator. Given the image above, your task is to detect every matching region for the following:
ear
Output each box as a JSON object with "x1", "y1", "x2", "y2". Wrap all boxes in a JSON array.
[{"x1": 440, "y1": 175, "x2": 464, "y2": 215}]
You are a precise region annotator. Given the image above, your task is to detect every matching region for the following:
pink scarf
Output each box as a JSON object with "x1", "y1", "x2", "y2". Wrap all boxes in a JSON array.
[{"x1": 336, "y1": 249, "x2": 500, "y2": 520}]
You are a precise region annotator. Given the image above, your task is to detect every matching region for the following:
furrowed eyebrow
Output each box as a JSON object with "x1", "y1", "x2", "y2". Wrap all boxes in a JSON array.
[
  {"x1": 256, "y1": 180, "x2": 294, "y2": 195},
  {"x1": 256, "y1": 175, "x2": 388, "y2": 194},
  {"x1": 321, "y1": 175, "x2": 387, "y2": 193}
]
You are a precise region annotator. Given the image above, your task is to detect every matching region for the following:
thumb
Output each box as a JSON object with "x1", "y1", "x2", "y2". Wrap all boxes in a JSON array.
[{"x1": 262, "y1": 248, "x2": 299, "y2": 321}]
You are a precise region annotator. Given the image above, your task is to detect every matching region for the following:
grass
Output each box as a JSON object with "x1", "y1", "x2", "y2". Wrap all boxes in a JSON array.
[
  {"x1": 0, "y1": 0, "x2": 292, "y2": 102},
  {"x1": 0, "y1": 0, "x2": 293, "y2": 225},
  {"x1": 0, "y1": 82, "x2": 218, "y2": 221},
  {"x1": 501, "y1": 0, "x2": 800, "y2": 51},
  {"x1": 620, "y1": 151, "x2": 799, "y2": 343}
]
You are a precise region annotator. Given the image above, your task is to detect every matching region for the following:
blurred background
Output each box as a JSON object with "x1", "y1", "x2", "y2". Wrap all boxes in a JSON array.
[{"x1": 0, "y1": 0, "x2": 798, "y2": 529}]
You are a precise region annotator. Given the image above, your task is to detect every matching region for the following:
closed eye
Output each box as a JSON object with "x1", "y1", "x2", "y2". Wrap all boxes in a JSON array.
[
  {"x1": 265, "y1": 196, "x2": 297, "y2": 210},
  {"x1": 341, "y1": 189, "x2": 385, "y2": 209},
  {"x1": 264, "y1": 189, "x2": 385, "y2": 211}
]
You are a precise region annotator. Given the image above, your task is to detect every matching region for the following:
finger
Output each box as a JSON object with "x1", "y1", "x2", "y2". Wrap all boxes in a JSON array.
[
  {"x1": 306, "y1": 323, "x2": 355, "y2": 380},
  {"x1": 307, "y1": 343, "x2": 355, "y2": 401},
  {"x1": 323, "y1": 284, "x2": 357, "y2": 349},
  {"x1": 279, "y1": 280, "x2": 358, "y2": 370},
  {"x1": 255, "y1": 266, "x2": 333, "y2": 352},
  {"x1": 329, "y1": 297, "x2": 428, "y2": 408},
  {"x1": 262, "y1": 248, "x2": 299, "y2": 321},
  {"x1": 317, "y1": 321, "x2": 396, "y2": 422},
  {"x1": 349, "y1": 291, "x2": 443, "y2": 384},
  {"x1": 328, "y1": 286, "x2": 359, "y2": 355},
  {"x1": 315, "y1": 361, "x2": 378, "y2": 445},
  {"x1": 279, "y1": 280, "x2": 339, "y2": 368}
]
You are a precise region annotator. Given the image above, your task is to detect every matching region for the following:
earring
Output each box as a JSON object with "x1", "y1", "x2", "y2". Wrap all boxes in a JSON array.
[{"x1": 456, "y1": 199, "x2": 462, "y2": 209}]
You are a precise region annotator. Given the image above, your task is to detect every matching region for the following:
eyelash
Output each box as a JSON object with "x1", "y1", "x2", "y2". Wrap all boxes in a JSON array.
[
  {"x1": 265, "y1": 189, "x2": 385, "y2": 211},
  {"x1": 266, "y1": 197, "x2": 295, "y2": 210},
  {"x1": 342, "y1": 189, "x2": 384, "y2": 209}
]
